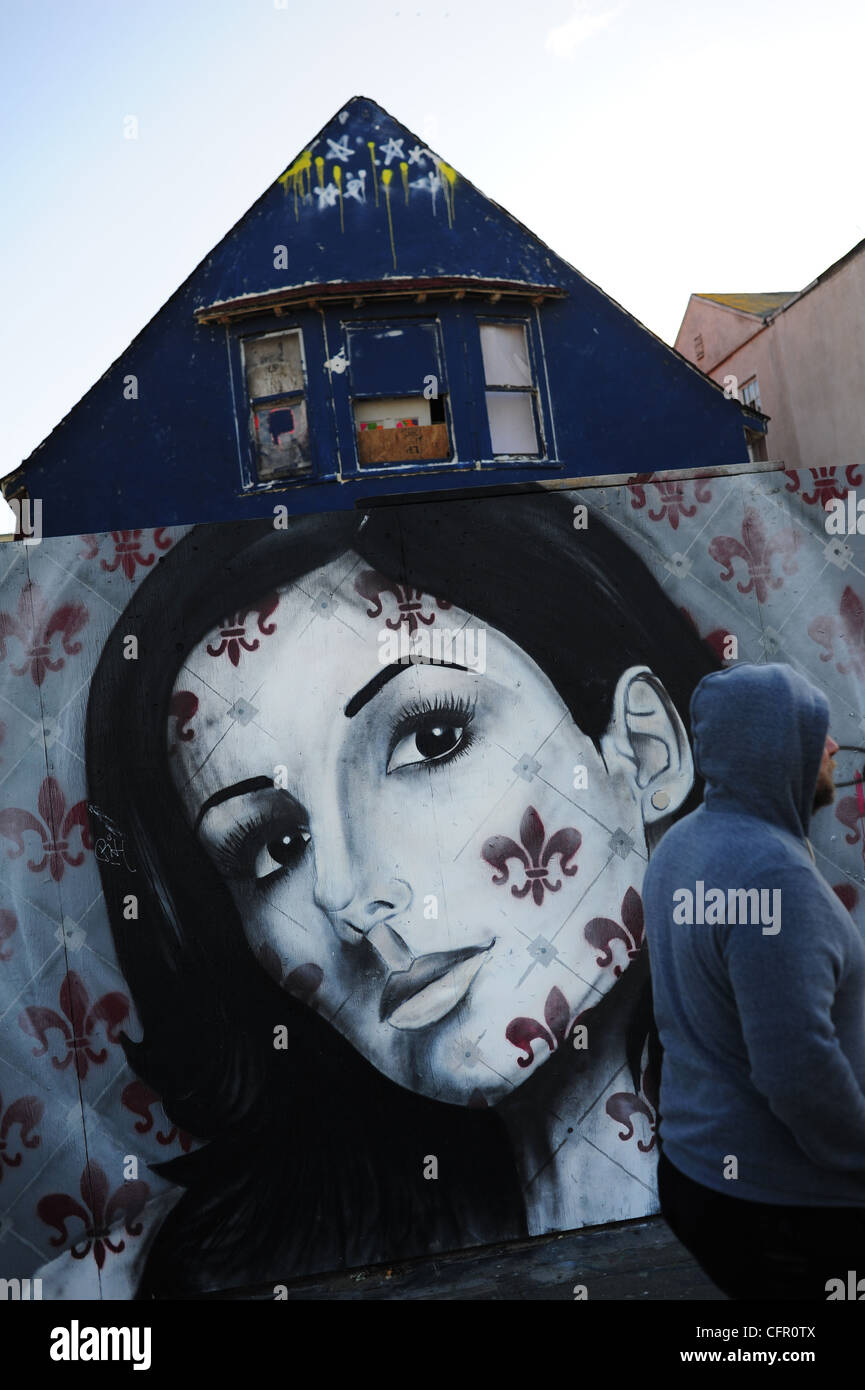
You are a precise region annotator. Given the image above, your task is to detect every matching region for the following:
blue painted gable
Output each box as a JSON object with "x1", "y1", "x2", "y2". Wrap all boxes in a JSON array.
[
  {"x1": 4, "y1": 96, "x2": 765, "y2": 538},
  {"x1": 202, "y1": 97, "x2": 562, "y2": 293}
]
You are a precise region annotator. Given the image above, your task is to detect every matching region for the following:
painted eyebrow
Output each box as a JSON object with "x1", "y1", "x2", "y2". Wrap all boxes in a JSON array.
[
  {"x1": 344, "y1": 658, "x2": 470, "y2": 719},
  {"x1": 192, "y1": 661, "x2": 473, "y2": 827},
  {"x1": 193, "y1": 774, "x2": 275, "y2": 835}
]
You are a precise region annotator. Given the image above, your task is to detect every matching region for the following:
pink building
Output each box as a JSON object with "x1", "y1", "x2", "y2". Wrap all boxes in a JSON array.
[{"x1": 674, "y1": 239, "x2": 865, "y2": 474}]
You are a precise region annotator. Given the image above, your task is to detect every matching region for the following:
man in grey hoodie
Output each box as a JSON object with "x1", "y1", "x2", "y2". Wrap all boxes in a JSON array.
[{"x1": 643, "y1": 661, "x2": 865, "y2": 1299}]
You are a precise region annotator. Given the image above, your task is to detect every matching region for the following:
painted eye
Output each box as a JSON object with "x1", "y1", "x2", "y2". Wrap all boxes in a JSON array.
[
  {"x1": 252, "y1": 828, "x2": 311, "y2": 881},
  {"x1": 387, "y1": 720, "x2": 468, "y2": 773}
]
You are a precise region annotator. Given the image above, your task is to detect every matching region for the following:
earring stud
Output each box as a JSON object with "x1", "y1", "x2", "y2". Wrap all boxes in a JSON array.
[{"x1": 651, "y1": 790, "x2": 670, "y2": 810}]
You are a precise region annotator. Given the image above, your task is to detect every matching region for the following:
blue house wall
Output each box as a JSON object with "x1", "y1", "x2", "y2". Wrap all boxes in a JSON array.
[{"x1": 3, "y1": 96, "x2": 764, "y2": 539}]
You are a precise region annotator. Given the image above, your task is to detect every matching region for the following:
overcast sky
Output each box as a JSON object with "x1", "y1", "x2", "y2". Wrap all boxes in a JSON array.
[{"x1": 2, "y1": 0, "x2": 863, "y2": 527}]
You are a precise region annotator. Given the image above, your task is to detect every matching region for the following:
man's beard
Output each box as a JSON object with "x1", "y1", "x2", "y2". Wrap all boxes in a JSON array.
[{"x1": 812, "y1": 776, "x2": 835, "y2": 812}]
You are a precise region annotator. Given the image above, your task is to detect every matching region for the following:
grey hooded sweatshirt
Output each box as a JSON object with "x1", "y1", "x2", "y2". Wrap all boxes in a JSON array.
[{"x1": 643, "y1": 661, "x2": 865, "y2": 1205}]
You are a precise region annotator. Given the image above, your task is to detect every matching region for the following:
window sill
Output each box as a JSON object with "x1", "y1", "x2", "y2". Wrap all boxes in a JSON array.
[{"x1": 237, "y1": 457, "x2": 563, "y2": 495}]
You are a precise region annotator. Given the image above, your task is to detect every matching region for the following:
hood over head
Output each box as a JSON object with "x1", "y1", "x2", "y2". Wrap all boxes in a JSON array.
[{"x1": 689, "y1": 662, "x2": 829, "y2": 840}]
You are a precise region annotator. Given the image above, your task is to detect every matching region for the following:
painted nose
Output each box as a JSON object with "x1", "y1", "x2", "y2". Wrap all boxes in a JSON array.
[
  {"x1": 826, "y1": 735, "x2": 840, "y2": 756},
  {"x1": 307, "y1": 781, "x2": 414, "y2": 953},
  {"x1": 313, "y1": 852, "x2": 413, "y2": 948}
]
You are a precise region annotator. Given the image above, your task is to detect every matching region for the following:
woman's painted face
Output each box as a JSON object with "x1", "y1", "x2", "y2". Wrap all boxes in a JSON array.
[{"x1": 168, "y1": 550, "x2": 650, "y2": 1105}]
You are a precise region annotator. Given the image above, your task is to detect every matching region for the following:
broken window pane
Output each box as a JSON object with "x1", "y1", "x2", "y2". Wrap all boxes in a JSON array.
[
  {"x1": 252, "y1": 395, "x2": 311, "y2": 478},
  {"x1": 245, "y1": 332, "x2": 305, "y2": 398},
  {"x1": 354, "y1": 395, "x2": 450, "y2": 466}
]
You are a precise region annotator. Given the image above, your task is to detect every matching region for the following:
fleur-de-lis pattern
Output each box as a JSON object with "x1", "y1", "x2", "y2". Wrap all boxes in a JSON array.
[
  {"x1": 505, "y1": 986, "x2": 591, "y2": 1068},
  {"x1": 835, "y1": 794, "x2": 864, "y2": 846},
  {"x1": 0, "y1": 580, "x2": 88, "y2": 687},
  {"x1": 121, "y1": 1081, "x2": 194, "y2": 1154},
  {"x1": 808, "y1": 585, "x2": 865, "y2": 678},
  {"x1": 2, "y1": 466, "x2": 865, "y2": 1291},
  {"x1": 708, "y1": 505, "x2": 802, "y2": 603},
  {"x1": 38, "y1": 1161, "x2": 149, "y2": 1269},
  {"x1": 0, "y1": 776, "x2": 92, "y2": 882},
  {"x1": 833, "y1": 883, "x2": 858, "y2": 912},
  {"x1": 627, "y1": 472, "x2": 713, "y2": 528},
  {"x1": 354, "y1": 569, "x2": 452, "y2": 632},
  {"x1": 0, "y1": 908, "x2": 17, "y2": 962},
  {"x1": 0, "y1": 1092, "x2": 43, "y2": 1177},
  {"x1": 19, "y1": 970, "x2": 130, "y2": 1079},
  {"x1": 168, "y1": 690, "x2": 199, "y2": 751},
  {"x1": 80, "y1": 529, "x2": 172, "y2": 580},
  {"x1": 606, "y1": 1060, "x2": 658, "y2": 1152},
  {"x1": 584, "y1": 887, "x2": 644, "y2": 977},
  {"x1": 678, "y1": 606, "x2": 735, "y2": 663},
  {"x1": 784, "y1": 464, "x2": 863, "y2": 506},
  {"x1": 205, "y1": 593, "x2": 279, "y2": 666},
  {"x1": 482, "y1": 806, "x2": 581, "y2": 905}
]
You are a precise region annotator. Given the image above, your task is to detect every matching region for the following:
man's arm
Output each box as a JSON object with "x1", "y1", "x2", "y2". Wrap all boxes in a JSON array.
[{"x1": 723, "y1": 866, "x2": 865, "y2": 1172}]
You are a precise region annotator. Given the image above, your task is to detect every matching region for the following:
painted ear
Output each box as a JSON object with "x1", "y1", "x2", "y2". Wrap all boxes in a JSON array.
[{"x1": 600, "y1": 665, "x2": 695, "y2": 824}]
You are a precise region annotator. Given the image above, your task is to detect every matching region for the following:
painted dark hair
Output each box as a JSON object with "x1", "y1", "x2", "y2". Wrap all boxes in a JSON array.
[{"x1": 85, "y1": 489, "x2": 721, "y2": 1296}]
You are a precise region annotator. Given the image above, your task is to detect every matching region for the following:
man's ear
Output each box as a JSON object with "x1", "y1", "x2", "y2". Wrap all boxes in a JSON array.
[{"x1": 599, "y1": 665, "x2": 694, "y2": 826}]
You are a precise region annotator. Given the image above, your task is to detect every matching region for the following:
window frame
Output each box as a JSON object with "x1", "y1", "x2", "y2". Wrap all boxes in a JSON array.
[
  {"x1": 229, "y1": 298, "x2": 560, "y2": 493},
  {"x1": 229, "y1": 314, "x2": 335, "y2": 492},
  {"x1": 469, "y1": 310, "x2": 551, "y2": 465},
  {"x1": 325, "y1": 304, "x2": 466, "y2": 479}
]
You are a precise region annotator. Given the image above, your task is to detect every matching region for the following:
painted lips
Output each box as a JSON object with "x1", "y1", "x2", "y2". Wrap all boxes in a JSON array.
[{"x1": 380, "y1": 942, "x2": 493, "y2": 1030}]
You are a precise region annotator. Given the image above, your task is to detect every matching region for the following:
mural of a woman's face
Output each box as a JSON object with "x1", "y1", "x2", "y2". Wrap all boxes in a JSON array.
[{"x1": 168, "y1": 549, "x2": 692, "y2": 1105}]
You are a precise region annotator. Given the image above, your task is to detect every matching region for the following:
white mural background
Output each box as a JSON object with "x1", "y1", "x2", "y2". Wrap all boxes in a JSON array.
[{"x1": 1, "y1": 463, "x2": 864, "y2": 1295}]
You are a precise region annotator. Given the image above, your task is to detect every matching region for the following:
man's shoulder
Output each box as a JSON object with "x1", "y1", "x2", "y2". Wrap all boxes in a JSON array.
[{"x1": 648, "y1": 806, "x2": 805, "y2": 876}]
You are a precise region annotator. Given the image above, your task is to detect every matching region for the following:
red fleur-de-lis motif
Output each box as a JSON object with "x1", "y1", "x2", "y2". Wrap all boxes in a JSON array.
[
  {"x1": 80, "y1": 529, "x2": 172, "y2": 581},
  {"x1": 584, "y1": 886, "x2": 644, "y2": 977},
  {"x1": 833, "y1": 883, "x2": 858, "y2": 912},
  {"x1": 627, "y1": 473, "x2": 713, "y2": 529},
  {"x1": 784, "y1": 465, "x2": 863, "y2": 505},
  {"x1": 607, "y1": 1059, "x2": 659, "y2": 1152},
  {"x1": 0, "y1": 908, "x2": 17, "y2": 962},
  {"x1": 19, "y1": 969, "x2": 129, "y2": 1080},
  {"x1": 708, "y1": 506, "x2": 802, "y2": 603},
  {"x1": 0, "y1": 775, "x2": 91, "y2": 882},
  {"x1": 808, "y1": 585, "x2": 865, "y2": 678},
  {"x1": 37, "y1": 1161, "x2": 149, "y2": 1270},
  {"x1": 206, "y1": 593, "x2": 279, "y2": 666},
  {"x1": 168, "y1": 691, "x2": 199, "y2": 753},
  {"x1": 506, "y1": 986, "x2": 590, "y2": 1068},
  {"x1": 354, "y1": 569, "x2": 452, "y2": 633},
  {"x1": 678, "y1": 606, "x2": 735, "y2": 662},
  {"x1": 835, "y1": 795, "x2": 864, "y2": 846},
  {"x1": 0, "y1": 580, "x2": 88, "y2": 687},
  {"x1": 482, "y1": 806, "x2": 581, "y2": 905},
  {"x1": 0, "y1": 1092, "x2": 43, "y2": 1177},
  {"x1": 121, "y1": 1081, "x2": 194, "y2": 1153}
]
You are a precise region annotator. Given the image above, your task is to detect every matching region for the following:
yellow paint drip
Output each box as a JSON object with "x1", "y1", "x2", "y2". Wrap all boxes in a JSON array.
[
  {"x1": 367, "y1": 141, "x2": 379, "y2": 206},
  {"x1": 314, "y1": 155, "x2": 325, "y2": 198},
  {"x1": 381, "y1": 168, "x2": 396, "y2": 269},
  {"x1": 333, "y1": 164, "x2": 344, "y2": 233},
  {"x1": 278, "y1": 149, "x2": 312, "y2": 220},
  {"x1": 399, "y1": 160, "x2": 409, "y2": 204},
  {"x1": 437, "y1": 158, "x2": 457, "y2": 228}
]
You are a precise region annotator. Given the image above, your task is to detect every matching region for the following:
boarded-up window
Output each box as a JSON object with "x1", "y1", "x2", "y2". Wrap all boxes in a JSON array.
[
  {"x1": 347, "y1": 321, "x2": 450, "y2": 467},
  {"x1": 243, "y1": 331, "x2": 312, "y2": 480},
  {"x1": 480, "y1": 323, "x2": 539, "y2": 456}
]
